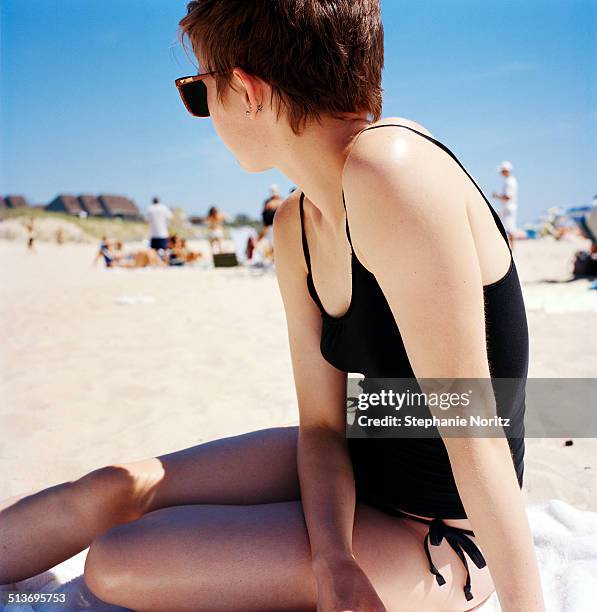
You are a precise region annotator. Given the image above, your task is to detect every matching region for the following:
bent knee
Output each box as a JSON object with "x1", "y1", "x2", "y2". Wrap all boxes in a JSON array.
[
  {"x1": 76, "y1": 463, "x2": 156, "y2": 524},
  {"x1": 84, "y1": 526, "x2": 133, "y2": 604}
]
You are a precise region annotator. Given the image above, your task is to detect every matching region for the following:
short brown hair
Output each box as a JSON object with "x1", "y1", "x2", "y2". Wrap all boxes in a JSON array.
[{"x1": 178, "y1": 0, "x2": 384, "y2": 135}]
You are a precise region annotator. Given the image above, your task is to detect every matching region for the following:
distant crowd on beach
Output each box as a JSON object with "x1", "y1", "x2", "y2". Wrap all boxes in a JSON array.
[
  {"x1": 15, "y1": 175, "x2": 597, "y2": 278},
  {"x1": 94, "y1": 234, "x2": 202, "y2": 269},
  {"x1": 92, "y1": 185, "x2": 291, "y2": 270}
]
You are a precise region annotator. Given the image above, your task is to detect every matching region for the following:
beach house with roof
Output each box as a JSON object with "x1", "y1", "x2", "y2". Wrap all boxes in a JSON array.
[
  {"x1": 97, "y1": 194, "x2": 141, "y2": 220},
  {"x1": 77, "y1": 194, "x2": 105, "y2": 217},
  {"x1": 42, "y1": 193, "x2": 141, "y2": 220},
  {"x1": 46, "y1": 194, "x2": 85, "y2": 215},
  {"x1": 4, "y1": 195, "x2": 29, "y2": 209}
]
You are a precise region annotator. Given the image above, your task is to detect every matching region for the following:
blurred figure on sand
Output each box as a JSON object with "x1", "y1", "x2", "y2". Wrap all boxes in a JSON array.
[
  {"x1": 25, "y1": 217, "x2": 36, "y2": 252},
  {"x1": 55, "y1": 227, "x2": 64, "y2": 245},
  {"x1": 492, "y1": 160, "x2": 518, "y2": 249},
  {"x1": 205, "y1": 206, "x2": 226, "y2": 254},
  {"x1": 167, "y1": 234, "x2": 202, "y2": 266},
  {"x1": 93, "y1": 237, "x2": 165, "y2": 269},
  {"x1": 147, "y1": 197, "x2": 173, "y2": 255},
  {"x1": 256, "y1": 184, "x2": 283, "y2": 259}
]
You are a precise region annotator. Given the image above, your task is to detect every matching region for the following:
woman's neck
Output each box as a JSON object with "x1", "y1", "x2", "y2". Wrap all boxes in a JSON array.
[{"x1": 274, "y1": 113, "x2": 371, "y2": 226}]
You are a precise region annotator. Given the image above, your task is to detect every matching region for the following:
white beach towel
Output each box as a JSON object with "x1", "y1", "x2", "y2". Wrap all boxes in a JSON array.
[
  {"x1": 477, "y1": 500, "x2": 597, "y2": 611},
  {"x1": 1, "y1": 500, "x2": 596, "y2": 611}
]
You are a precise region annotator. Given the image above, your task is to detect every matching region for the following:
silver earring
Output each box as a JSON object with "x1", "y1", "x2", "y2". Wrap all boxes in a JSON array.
[
  {"x1": 257, "y1": 103, "x2": 263, "y2": 112},
  {"x1": 245, "y1": 104, "x2": 252, "y2": 116}
]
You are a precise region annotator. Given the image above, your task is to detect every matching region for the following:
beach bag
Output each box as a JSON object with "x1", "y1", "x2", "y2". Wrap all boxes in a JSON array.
[
  {"x1": 213, "y1": 252, "x2": 239, "y2": 268},
  {"x1": 572, "y1": 251, "x2": 597, "y2": 278}
]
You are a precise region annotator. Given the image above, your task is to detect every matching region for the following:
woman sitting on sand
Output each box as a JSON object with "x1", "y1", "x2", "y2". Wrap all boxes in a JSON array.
[
  {"x1": 167, "y1": 234, "x2": 203, "y2": 266},
  {"x1": 0, "y1": 2, "x2": 543, "y2": 611}
]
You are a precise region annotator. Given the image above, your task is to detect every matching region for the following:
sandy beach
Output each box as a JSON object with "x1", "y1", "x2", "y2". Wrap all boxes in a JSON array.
[{"x1": 1, "y1": 236, "x2": 596, "y2": 512}]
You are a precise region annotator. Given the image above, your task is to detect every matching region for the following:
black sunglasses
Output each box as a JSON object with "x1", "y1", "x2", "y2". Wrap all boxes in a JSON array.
[{"x1": 175, "y1": 71, "x2": 219, "y2": 117}]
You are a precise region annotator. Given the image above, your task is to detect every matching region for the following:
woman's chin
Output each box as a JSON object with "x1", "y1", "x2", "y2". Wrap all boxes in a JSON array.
[{"x1": 237, "y1": 157, "x2": 272, "y2": 173}]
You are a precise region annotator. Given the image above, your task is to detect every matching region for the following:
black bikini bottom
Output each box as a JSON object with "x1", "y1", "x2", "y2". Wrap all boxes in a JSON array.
[{"x1": 357, "y1": 491, "x2": 487, "y2": 603}]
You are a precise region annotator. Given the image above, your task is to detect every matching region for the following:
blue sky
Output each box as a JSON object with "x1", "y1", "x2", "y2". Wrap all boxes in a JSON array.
[{"x1": 1, "y1": 0, "x2": 595, "y2": 223}]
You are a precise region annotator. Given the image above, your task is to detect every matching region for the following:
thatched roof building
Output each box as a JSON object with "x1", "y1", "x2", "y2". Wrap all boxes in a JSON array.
[
  {"x1": 46, "y1": 194, "x2": 84, "y2": 215},
  {"x1": 43, "y1": 193, "x2": 140, "y2": 219},
  {"x1": 77, "y1": 194, "x2": 105, "y2": 217},
  {"x1": 97, "y1": 194, "x2": 141, "y2": 220},
  {"x1": 2, "y1": 191, "x2": 141, "y2": 220},
  {"x1": 4, "y1": 195, "x2": 29, "y2": 208}
]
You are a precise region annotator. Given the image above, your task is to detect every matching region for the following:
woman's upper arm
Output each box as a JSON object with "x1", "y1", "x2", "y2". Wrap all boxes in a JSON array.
[
  {"x1": 342, "y1": 128, "x2": 491, "y2": 380},
  {"x1": 273, "y1": 195, "x2": 347, "y2": 433}
]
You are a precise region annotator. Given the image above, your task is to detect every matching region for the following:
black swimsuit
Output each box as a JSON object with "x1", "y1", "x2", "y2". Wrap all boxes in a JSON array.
[{"x1": 298, "y1": 123, "x2": 529, "y2": 602}]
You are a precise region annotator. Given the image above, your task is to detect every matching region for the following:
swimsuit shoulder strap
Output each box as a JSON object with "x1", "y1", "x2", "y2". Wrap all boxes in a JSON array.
[
  {"x1": 354, "y1": 123, "x2": 513, "y2": 255},
  {"x1": 302, "y1": 189, "x2": 355, "y2": 258},
  {"x1": 298, "y1": 191, "x2": 312, "y2": 273},
  {"x1": 341, "y1": 190, "x2": 354, "y2": 252}
]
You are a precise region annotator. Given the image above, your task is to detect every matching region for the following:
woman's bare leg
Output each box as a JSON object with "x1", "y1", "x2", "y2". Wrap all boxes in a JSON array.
[
  {"x1": 84, "y1": 500, "x2": 495, "y2": 612},
  {"x1": 0, "y1": 466, "x2": 142, "y2": 584},
  {"x1": 0, "y1": 426, "x2": 299, "y2": 584}
]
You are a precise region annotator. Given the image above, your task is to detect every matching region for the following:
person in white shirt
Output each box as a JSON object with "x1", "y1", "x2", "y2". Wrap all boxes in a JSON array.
[
  {"x1": 147, "y1": 197, "x2": 173, "y2": 252},
  {"x1": 492, "y1": 160, "x2": 518, "y2": 249}
]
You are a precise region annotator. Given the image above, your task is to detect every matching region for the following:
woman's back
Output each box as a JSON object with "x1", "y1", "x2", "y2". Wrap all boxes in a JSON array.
[{"x1": 297, "y1": 123, "x2": 529, "y2": 519}]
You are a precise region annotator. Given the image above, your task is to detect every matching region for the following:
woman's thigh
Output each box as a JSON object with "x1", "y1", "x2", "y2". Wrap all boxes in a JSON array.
[
  {"x1": 118, "y1": 426, "x2": 300, "y2": 515},
  {"x1": 84, "y1": 500, "x2": 494, "y2": 612}
]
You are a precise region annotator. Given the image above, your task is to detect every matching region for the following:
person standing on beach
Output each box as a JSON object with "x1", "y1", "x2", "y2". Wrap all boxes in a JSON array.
[
  {"x1": 25, "y1": 217, "x2": 36, "y2": 252},
  {"x1": 205, "y1": 206, "x2": 226, "y2": 254},
  {"x1": 262, "y1": 184, "x2": 282, "y2": 225},
  {"x1": 257, "y1": 184, "x2": 284, "y2": 258},
  {"x1": 492, "y1": 160, "x2": 518, "y2": 249},
  {"x1": 147, "y1": 197, "x2": 173, "y2": 254}
]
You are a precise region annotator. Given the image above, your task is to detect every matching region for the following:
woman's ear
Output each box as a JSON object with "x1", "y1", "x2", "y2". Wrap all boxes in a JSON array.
[{"x1": 231, "y1": 67, "x2": 264, "y2": 116}]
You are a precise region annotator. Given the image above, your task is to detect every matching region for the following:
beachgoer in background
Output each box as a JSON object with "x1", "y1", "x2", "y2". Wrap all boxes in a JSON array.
[
  {"x1": 262, "y1": 184, "x2": 282, "y2": 227},
  {"x1": 55, "y1": 227, "x2": 64, "y2": 245},
  {"x1": 492, "y1": 160, "x2": 519, "y2": 249},
  {"x1": 25, "y1": 218, "x2": 36, "y2": 252},
  {"x1": 256, "y1": 184, "x2": 283, "y2": 259},
  {"x1": 147, "y1": 197, "x2": 173, "y2": 255},
  {"x1": 125, "y1": 248, "x2": 165, "y2": 268},
  {"x1": 113, "y1": 241, "x2": 130, "y2": 263},
  {"x1": 94, "y1": 236, "x2": 117, "y2": 267},
  {"x1": 246, "y1": 235, "x2": 256, "y2": 261},
  {"x1": 167, "y1": 234, "x2": 202, "y2": 266},
  {"x1": 93, "y1": 237, "x2": 165, "y2": 269},
  {"x1": 179, "y1": 238, "x2": 202, "y2": 264},
  {"x1": 205, "y1": 206, "x2": 226, "y2": 254}
]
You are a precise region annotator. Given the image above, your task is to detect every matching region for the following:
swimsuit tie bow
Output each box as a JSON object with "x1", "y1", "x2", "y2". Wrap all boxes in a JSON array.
[{"x1": 424, "y1": 518, "x2": 487, "y2": 602}]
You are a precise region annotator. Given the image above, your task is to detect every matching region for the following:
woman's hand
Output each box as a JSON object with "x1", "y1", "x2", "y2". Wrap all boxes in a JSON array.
[{"x1": 313, "y1": 553, "x2": 387, "y2": 612}]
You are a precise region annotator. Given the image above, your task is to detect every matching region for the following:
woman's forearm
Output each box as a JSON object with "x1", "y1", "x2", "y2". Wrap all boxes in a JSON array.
[
  {"x1": 447, "y1": 437, "x2": 545, "y2": 612},
  {"x1": 297, "y1": 424, "x2": 357, "y2": 566}
]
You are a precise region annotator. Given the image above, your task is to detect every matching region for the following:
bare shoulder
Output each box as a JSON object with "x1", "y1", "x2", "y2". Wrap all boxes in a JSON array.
[
  {"x1": 342, "y1": 117, "x2": 467, "y2": 250},
  {"x1": 345, "y1": 116, "x2": 436, "y2": 171},
  {"x1": 342, "y1": 117, "x2": 447, "y2": 200},
  {"x1": 363, "y1": 116, "x2": 435, "y2": 138}
]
